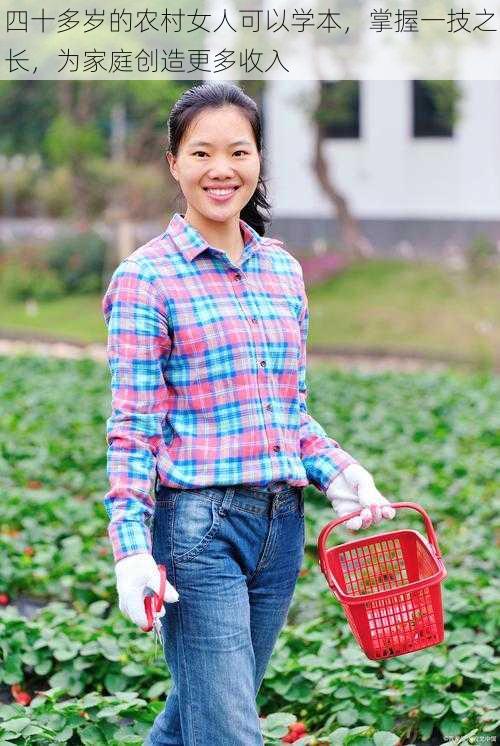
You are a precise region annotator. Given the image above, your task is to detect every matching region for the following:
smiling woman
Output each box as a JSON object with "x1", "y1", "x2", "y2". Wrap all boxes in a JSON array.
[{"x1": 101, "y1": 81, "x2": 394, "y2": 746}]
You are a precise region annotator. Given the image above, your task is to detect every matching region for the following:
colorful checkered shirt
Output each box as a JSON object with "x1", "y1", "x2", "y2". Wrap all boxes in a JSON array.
[{"x1": 102, "y1": 212, "x2": 358, "y2": 562}]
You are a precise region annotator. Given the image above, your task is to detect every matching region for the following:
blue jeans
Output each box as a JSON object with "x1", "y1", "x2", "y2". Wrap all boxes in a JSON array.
[{"x1": 145, "y1": 480, "x2": 305, "y2": 746}]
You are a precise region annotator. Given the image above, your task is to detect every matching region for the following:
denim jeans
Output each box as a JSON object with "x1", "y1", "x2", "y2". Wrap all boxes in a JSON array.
[{"x1": 144, "y1": 479, "x2": 305, "y2": 746}]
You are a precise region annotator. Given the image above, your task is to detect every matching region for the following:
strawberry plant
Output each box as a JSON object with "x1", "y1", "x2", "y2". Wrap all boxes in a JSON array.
[{"x1": 0, "y1": 356, "x2": 498, "y2": 744}]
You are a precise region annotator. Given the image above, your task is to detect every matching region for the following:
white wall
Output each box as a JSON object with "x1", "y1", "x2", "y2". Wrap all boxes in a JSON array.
[{"x1": 265, "y1": 80, "x2": 500, "y2": 220}]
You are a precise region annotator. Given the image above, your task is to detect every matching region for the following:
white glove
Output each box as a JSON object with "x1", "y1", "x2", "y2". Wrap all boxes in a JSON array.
[
  {"x1": 326, "y1": 464, "x2": 396, "y2": 531},
  {"x1": 115, "y1": 552, "x2": 179, "y2": 628}
]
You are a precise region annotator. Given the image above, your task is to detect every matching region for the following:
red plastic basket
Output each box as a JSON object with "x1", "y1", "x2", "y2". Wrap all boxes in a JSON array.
[{"x1": 317, "y1": 502, "x2": 447, "y2": 660}]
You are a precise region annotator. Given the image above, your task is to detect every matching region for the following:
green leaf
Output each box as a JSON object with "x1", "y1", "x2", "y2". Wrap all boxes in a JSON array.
[
  {"x1": 451, "y1": 698, "x2": 470, "y2": 715},
  {"x1": 336, "y1": 708, "x2": 358, "y2": 727},
  {"x1": 261, "y1": 712, "x2": 296, "y2": 738},
  {"x1": 335, "y1": 687, "x2": 352, "y2": 699},
  {"x1": 345, "y1": 727, "x2": 372, "y2": 743},
  {"x1": 2, "y1": 656, "x2": 23, "y2": 683},
  {"x1": 98, "y1": 636, "x2": 122, "y2": 661},
  {"x1": 104, "y1": 673, "x2": 128, "y2": 693},
  {"x1": 113, "y1": 732, "x2": 145, "y2": 745},
  {"x1": 122, "y1": 662, "x2": 145, "y2": 677},
  {"x1": 79, "y1": 724, "x2": 107, "y2": 745},
  {"x1": 0, "y1": 705, "x2": 20, "y2": 720},
  {"x1": 53, "y1": 726, "x2": 75, "y2": 742},
  {"x1": 373, "y1": 732, "x2": 400, "y2": 746},
  {"x1": 2, "y1": 717, "x2": 31, "y2": 734},
  {"x1": 88, "y1": 600, "x2": 109, "y2": 616},
  {"x1": 147, "y1": 680, "x2": 169, "y2": 699},
  {"x1": 419, "y1": 718, "x2": 435, "y2": 740},
  {"x1": 34, "y1": 659, "x2": 52, "y2": 675},
  {"x1": 328, "y1": 728, "x2": 350, "y2": 745},
  {"x1": 439, "y1": 717, "x2": 462, "y2": 739},
  {"x1": 22, "y1": 725, "x2": 46, "y2": 736},
  {"x1": 421, "y1": 702, "x2": 447, "y2": 716}
]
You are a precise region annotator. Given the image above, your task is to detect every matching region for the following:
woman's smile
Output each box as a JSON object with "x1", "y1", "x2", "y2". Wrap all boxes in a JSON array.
[{"x1": 203, "y1": 186, "x2": 241, "y2": 202}]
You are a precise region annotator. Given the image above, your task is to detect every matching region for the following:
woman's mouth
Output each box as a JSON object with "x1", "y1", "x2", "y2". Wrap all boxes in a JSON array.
[{"x1": 203, "y1": 186, "x2": 240, "y2": 203}]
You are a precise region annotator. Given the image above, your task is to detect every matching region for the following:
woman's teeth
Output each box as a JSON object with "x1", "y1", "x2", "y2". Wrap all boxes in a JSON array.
[
  {"x1": 205, "y1": 188, "x2": 237, "y2": 195},
  {"x1": 204, "y1": 187, "x2": 239, "y2": 201}
]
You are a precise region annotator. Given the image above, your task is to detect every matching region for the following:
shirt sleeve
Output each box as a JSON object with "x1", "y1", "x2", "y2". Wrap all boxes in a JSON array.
[
  {"x1": 102, "y1": 259, "x2": 171, "y2": 563},
  {"x1": 297, "y1": 269, "x2": 358, "y2": 494}
]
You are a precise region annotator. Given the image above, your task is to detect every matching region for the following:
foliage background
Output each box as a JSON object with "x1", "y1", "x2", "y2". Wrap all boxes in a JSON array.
[{"x1": 0, "y1": 357, "x2": 498, "y2": 744}]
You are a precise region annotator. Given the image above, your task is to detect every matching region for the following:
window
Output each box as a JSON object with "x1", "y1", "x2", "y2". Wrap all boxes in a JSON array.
[
  {"x1": 318, "y1": 81, "x2": 360, "y2": 139},
  {"x1": 412, "y1": 80, "x2": 460, "y2": 137}
]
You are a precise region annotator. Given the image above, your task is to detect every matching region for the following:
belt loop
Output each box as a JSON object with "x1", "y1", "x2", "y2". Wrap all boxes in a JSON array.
[
  {"x1": 218, "y1": 486, "x2": 235, "y2": 516},
  {"x1": 271, "y1": 492, "x2": 281, "y2": 517},
  {"x1": 154, "y1": 470, "x2": 159, "y2": 495}
]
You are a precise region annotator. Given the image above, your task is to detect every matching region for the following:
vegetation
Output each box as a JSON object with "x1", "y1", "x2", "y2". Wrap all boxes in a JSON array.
[
  {"x1": 0, "y1": 356, "x2": 498, "y2": 743},
  {"x1": 0, "y1": 259, "x2": 498, "y2": 368}
]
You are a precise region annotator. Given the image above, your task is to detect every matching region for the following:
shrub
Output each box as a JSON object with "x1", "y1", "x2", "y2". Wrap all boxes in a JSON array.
[
  {"x1": 45, "y1": 232, "x2": 107, "y2": 294},
  {"x1": 0, "y1": 259, "x2": 65, "y2": 301},
  {"x1": 43, "y1": 115, "x2": 106, "y2": 167},
  {"x1": 0, "y1": 154, "x2": 43, "y2": 217},
  {"x1": 81, "y1": 158, "x2": 173, "y2": 220},
  {"x1": 466, "y1": 233, "x2": 498, "y2": 277},
  {"x1": 34, "y1": 166, "x2": 75, "y2": 218}
]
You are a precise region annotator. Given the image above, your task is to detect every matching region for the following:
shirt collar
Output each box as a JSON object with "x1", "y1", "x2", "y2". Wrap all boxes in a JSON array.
[{"x1": 164, "y1": 212, "x2": 264, "y2": 263}]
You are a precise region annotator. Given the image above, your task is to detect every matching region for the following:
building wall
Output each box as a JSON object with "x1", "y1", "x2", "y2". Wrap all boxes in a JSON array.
[{"x1": 264, "y1": 80, "x2": 500, "y2": 254}]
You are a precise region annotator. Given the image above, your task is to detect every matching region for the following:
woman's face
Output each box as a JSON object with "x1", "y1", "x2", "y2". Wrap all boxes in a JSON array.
[{"x1": 166, "y1": 105, "x2": 261, "y2": 225}]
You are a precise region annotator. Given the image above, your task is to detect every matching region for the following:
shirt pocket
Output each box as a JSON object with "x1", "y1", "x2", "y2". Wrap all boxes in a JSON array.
[
  {"x1": 172, "y1": 298, "x2": 254, "y2": 389},
  {"x1": 260, "y1": 294, "x2": 302, "y2": 369}
]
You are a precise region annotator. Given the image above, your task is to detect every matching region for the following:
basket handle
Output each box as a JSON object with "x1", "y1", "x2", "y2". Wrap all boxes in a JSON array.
[{"x1": 318, "y1": 501, "x2": 443, "y2": 562}]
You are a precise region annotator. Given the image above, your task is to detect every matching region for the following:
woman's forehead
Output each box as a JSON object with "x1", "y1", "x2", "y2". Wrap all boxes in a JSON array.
[{"x1": 184, "y1": 107, "x2": 253, "y2": 145}]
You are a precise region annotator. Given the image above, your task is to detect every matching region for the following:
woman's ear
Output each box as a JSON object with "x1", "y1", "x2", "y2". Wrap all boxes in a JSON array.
[{"x1": 166, "y1": 151, "x2": 178, "y2": 182}]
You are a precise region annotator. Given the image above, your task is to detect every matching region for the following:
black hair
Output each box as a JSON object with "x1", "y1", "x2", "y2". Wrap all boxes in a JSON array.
[{"x1": 166, "y1": 81, "x2": 271, "y2": 236}]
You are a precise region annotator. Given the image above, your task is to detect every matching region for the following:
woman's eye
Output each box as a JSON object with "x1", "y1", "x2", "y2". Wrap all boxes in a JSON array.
[{"x1": 192, "y1": 150, "x2": 248, "y2": 157}]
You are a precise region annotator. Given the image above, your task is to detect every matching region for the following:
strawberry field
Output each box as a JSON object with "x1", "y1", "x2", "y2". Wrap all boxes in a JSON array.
[{"x1": 0, "y1": 355, "x2": 498, "y2": 745}]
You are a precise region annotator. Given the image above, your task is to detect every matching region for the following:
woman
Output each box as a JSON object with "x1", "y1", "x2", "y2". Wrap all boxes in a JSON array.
[{"x1": 102, "y1": 81, "x2": 396, "y2": 746}]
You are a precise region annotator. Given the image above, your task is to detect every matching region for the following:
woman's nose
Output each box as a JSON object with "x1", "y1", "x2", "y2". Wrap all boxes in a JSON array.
[{"x1": 207, "y1": 159, "x2": 236, "y2": 175}]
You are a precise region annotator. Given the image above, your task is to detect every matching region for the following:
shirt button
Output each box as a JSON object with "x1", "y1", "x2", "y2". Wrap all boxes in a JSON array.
[
  {"x1": 265, "y1": 404, "x2": 272, "y2": 411},
  {"x1": 273, "y1": 445, "x2": 281, "y2": 453},
  {"x1": 260, "y1": 360, "x2": 266, "y2": 367},
  {"x1": 234, "y1": 273, "x2": 242, "y2": 281},
  {"x1": 251, "y1": 317, "x2": 258, "y2": 324}
]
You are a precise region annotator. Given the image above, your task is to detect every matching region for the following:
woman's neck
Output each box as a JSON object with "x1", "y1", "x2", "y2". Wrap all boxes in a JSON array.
[{"x1": 183, "y1": 210, "x2": 245, "y2": 264}]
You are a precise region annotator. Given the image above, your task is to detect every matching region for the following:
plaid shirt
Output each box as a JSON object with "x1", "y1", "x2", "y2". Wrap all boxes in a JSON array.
[{"x1": 102, "y1": 212, "x2": 357, "y2": 562}]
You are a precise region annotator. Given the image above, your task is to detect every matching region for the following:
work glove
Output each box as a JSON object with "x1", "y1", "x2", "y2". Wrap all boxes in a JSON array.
[
  {"x1": 326, "y1": 464, "x2": 396, "y2": 531},
  {"x1": 115, "y1": 552, "x2": 179, "y2": 629}
]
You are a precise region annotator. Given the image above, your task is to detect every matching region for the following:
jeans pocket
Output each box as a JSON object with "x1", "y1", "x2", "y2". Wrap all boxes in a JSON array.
[{"x1": 172, "y1": 491, "x2": 222, "y2": 564}]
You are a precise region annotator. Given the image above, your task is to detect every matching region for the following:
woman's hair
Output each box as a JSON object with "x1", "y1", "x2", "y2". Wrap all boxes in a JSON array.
[{"x1": 167, "y1": 81, "x2": 271, "y2": 236}]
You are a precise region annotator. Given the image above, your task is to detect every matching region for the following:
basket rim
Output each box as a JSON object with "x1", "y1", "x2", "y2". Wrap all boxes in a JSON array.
[{"x1": 322, "y1": 528, "x2": 447, "y2": 604}]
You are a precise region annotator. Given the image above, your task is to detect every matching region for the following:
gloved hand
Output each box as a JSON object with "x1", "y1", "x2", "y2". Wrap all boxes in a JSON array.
[
  {"x1": 326, "y1": 464, "x2": 396, "y2": 531},
  {"x1": 115, "y1": 552, "x2": 179, "y2": 628}
]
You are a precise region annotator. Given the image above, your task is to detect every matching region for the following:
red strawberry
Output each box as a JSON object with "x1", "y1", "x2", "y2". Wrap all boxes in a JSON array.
[
  {"x1": 0, "y1": 593, "x2": 10, "y2": 605},
  {"x1": 23, "y1": 546, "x2": 35, "y2": 557},
  {"x1": 27, "y1": 480, "x2": 42, "y2": 489},
  {"x1": 282, "y1": 722, "x2": 308, "y2": 742},
  {"x1": 11, "y1": 684, "x2": 32, "y2": 706}
]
